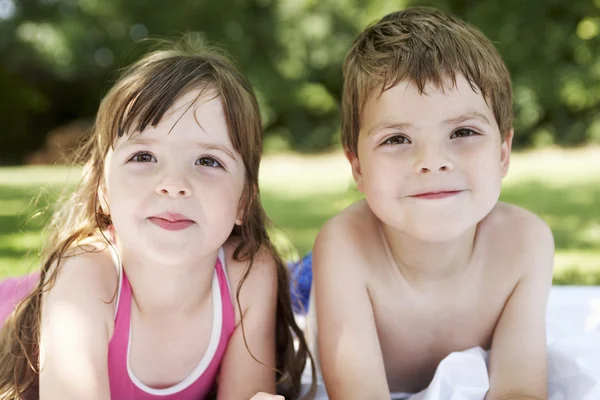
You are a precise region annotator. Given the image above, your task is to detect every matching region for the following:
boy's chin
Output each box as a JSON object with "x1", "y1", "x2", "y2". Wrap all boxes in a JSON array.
[
  {"x1": 398, "y1": 220, "x2": 477, "y2": 243},
  {"x1": 416, "y1": 229, "x2": 471, "y2": 244}
]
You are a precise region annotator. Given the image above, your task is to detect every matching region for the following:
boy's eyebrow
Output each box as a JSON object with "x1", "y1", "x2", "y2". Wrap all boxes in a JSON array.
[
  {"x1": 365, "y1": 121, "x2": 414, "y2": 136},
  {"x1": 443, "y1": 111, "x2": 490, "y2": 126},
  {"x1": 365, "y1": 111, "x2": 491, "y2": 137}
]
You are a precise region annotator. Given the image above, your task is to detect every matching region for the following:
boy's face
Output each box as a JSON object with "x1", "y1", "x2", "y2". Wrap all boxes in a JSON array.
[{"x1": 348, "y1": 75, "x2": 513, "y2": 242}]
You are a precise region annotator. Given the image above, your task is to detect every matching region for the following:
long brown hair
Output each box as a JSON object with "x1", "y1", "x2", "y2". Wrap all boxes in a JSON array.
[{"x1": 0, "y1": 37, "x2": 316, "y2": 399}]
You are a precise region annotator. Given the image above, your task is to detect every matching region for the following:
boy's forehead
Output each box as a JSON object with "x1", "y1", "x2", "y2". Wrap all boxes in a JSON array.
[{"x1": 361, "y1": 75, "x2": 495, "y2": 130}]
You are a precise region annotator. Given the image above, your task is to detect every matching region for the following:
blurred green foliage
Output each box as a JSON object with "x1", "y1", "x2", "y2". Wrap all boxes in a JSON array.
[
  {"x1": 1, "y1": 148, "x2": 600, "y2": 282},
  {"x1": 0, "y1": 0, "x2": 599, "y2": 163}
]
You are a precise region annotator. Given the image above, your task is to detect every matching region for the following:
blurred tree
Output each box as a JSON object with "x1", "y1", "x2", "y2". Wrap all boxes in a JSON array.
[
  {"x1": 0, "y1": 0, "x2": 598, "y2": 163},
  {"x1": 417, "y1": 0, "x2": 600, "y2": 147}
]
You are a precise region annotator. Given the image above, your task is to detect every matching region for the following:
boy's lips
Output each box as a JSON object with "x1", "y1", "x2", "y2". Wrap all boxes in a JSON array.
[
  {"x1": 409, "y1": 190, "x2": 464, "y2": 200},
  {"x1": 147, "y1": 212, "x2": 195, "y2": 231}
]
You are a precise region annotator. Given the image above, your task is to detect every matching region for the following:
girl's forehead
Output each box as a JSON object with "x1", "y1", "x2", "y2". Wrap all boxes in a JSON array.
[
  {"x1": 114, "y1": 88, "x2": 231, "y2": 147},
  {"x1": 163, "y1": 88, "x2": 222, "y2": 120}
]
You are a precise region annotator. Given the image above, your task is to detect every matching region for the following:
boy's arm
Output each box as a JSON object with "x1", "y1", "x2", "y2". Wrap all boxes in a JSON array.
[
  {"x1": 216, "y1": 249, "x2": 278, "y2": 400},
  {"x1": 313, "y1": 220, "x2": 390, "y2": 400},
  {"x1": 485, "y1": 218, "x2": 554, "y2": 400}
]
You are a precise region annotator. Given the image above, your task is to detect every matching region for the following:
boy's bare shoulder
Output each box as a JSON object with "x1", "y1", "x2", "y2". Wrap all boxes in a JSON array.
[
  {"x1": 319, "y1": 199, "x2": 378, "y2": 241},
  {"x1": 314, "y1": 199, "x2": 382, "y2": 273},
  {"x1": 484, "y1": 202, "x2": 552, "y2": 239},
  {"x1": 481, "y1": 202, "x2": 554, "y2": 274}
]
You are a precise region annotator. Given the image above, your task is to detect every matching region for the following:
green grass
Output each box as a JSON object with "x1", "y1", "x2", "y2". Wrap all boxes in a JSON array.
[{"x1": 1, "y1": 148, "x2": 599, "y2": 284}]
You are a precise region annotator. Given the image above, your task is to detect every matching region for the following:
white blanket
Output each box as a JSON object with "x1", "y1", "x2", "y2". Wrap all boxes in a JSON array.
[{"x1": 300, "y1": 286, "x2": 600, "y2": 400}]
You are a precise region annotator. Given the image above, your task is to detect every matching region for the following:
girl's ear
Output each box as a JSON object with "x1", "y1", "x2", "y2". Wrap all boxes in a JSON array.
[
  {"x1": 235, "y1": 208, "x2": 244, "y2": 226},
  {"x1": 235, "y1": 186, "x2": 252, "y2": 226},
  {"x1": 99, "y1": 151, "x2": 113, "y2": 217},
  {"x1": 98, "y1": 180, "x2": 110, "y2": 216}
]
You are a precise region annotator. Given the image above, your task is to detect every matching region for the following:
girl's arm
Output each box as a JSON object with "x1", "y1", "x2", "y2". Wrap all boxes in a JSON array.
[
  {"x1": 39, "y1": 249, "x2": 117, "y2": 400},
  {"x1": 217, "y1": 247, "x2": 278, "y2": 400}
]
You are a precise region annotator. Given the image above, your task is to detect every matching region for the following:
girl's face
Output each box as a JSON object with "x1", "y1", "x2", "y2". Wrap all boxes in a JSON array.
[{"x1": 104, "y1": 89, "x2": 246, "y2": 264}]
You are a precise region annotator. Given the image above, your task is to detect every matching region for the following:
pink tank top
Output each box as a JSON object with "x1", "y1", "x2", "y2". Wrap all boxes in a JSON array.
[{"x1": 107, "y1": 248, "x2": 236, "y2": 399}]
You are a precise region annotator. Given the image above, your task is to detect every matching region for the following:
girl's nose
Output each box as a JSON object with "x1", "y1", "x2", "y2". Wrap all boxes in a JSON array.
[{"x1": 155, "y1": 176, "x2": 192, "y2": 198}]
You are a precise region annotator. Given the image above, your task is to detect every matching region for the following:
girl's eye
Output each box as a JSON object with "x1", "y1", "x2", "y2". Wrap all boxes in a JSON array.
[
  {"x1": 129, "y1": 152, "x2": 156, "y2": 163},
  {"x1": 382, "y1": 135, "x2": 410, "y2": 145},
  {"x1": 451, "y1": 128, "x2": 479, "y2": 139},
  {"x1": 196, "y1": 156, "x2": 223, "y2": 168}
]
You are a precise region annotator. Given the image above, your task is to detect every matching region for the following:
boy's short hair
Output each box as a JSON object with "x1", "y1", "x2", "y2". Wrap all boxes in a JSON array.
[{"x1": 341, "y1": 7, "x2": 513, "y2": 155}]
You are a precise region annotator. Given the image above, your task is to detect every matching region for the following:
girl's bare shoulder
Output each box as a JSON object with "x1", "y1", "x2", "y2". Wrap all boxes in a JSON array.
[
  {"x1": 46, "y1": 236, "x2": 120, "y2": 310},
  {"x1": 221, "y1": 238, "x2": 278, "y2": 321}
]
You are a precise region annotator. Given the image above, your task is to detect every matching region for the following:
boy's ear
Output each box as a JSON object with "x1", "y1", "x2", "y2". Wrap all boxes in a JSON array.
[
  {"x1": 500, "y1": 128, "x2": 514, "y2": 178},
  {"x1": 344, "y1": 148, "x2": 365, "y2": 192}
]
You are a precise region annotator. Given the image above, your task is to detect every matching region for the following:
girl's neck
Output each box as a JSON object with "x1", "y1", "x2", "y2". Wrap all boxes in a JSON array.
[
  {"x1": 116, "y1": 246, "x2": 218, "y2": 317},
  {"x1": 380, "y1": 224, "x2": 478, "y2": 289}
]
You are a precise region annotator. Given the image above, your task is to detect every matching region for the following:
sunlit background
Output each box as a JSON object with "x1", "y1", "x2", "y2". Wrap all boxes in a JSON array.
[{"x1": 0, "y1": 0, "x2": 599, "y2": 284}]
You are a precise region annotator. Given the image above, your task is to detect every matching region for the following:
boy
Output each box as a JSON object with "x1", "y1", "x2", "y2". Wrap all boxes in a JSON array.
[{"x1": 311, "y1": 7, "x2": 554, "y2": 400}]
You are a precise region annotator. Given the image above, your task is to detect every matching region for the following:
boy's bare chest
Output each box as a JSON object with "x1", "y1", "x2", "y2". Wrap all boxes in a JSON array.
[{"x1": 370, "y1": 278, "x2": 511, "y2": 393}]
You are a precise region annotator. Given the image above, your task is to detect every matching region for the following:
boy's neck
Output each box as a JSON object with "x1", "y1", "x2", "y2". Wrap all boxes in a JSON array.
[
  {"x1": 380, "y1": 224, "x2": 478, "y2": 288},
  {"x1": 117, "y1": 247, "x2": 217, "y2": 317}
]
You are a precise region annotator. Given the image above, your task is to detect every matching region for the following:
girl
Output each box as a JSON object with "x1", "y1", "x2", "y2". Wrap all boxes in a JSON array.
[{"x1": 0, "y1": 38, "x2": 315, "y2": 400}]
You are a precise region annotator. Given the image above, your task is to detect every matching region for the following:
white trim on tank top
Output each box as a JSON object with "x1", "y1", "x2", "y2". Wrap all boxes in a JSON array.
[
  {"x1": 107, "y1": 248, "x2": 228, "y2": 396},
  {"x1": 126, "y1": 270, "x2": 222, "y2": 395},
  {"x1": 106, "y1": 243, "x2": 122, "y2": 320}
]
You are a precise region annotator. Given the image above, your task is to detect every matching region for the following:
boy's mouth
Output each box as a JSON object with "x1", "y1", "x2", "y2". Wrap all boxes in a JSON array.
[{"x1": 409, "y1": 190, "x2": 464, "y2": 200}]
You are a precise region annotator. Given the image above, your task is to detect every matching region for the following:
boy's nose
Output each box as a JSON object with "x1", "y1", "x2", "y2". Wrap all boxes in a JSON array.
[
  {"x1": 414, "y1": 146, "x2": 454, "y2": 173},
  {"x1": 419, "y1": 164, "x2": 451, "y2": 173}
]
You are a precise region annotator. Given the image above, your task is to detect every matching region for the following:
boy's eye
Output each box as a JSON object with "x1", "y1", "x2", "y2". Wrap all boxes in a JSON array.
[
  {"x1": 196, "y1": 156, "x2": 223, "y2": 168},
  {"x1": 451, "y1": 128, "x2": 478, "y2": 139},
  {"x1": 382, "y1": 135, "x2": 410, "y2": 145},
  {"x1": 129, "y1": 152, "x2": 156, "y2": 163}
]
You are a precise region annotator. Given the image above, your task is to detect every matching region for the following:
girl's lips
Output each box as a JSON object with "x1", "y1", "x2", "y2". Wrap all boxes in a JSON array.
[
  {"x1": 148, "y1": 216, "x2": 195, "y2": 231},
  {"x1": 410, "y1": 190, "x2": 463, "y2": 200}
]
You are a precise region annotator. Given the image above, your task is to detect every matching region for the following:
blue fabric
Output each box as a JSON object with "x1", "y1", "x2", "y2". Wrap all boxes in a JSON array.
[{"x1": 288, "y1": 252, "x2": 313, "y2": 314}]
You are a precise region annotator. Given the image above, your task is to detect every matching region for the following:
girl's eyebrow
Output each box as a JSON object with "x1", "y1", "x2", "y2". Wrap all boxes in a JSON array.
[
  {"x1": 116, "y1": 137, "x2": 237, "y2": 161},
  {"x1": 116, "y1": 137, "x2": 158, "y2": 150},
  {"x1": 198, "y1": 143, "x2": 237, "y2": 161}
]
